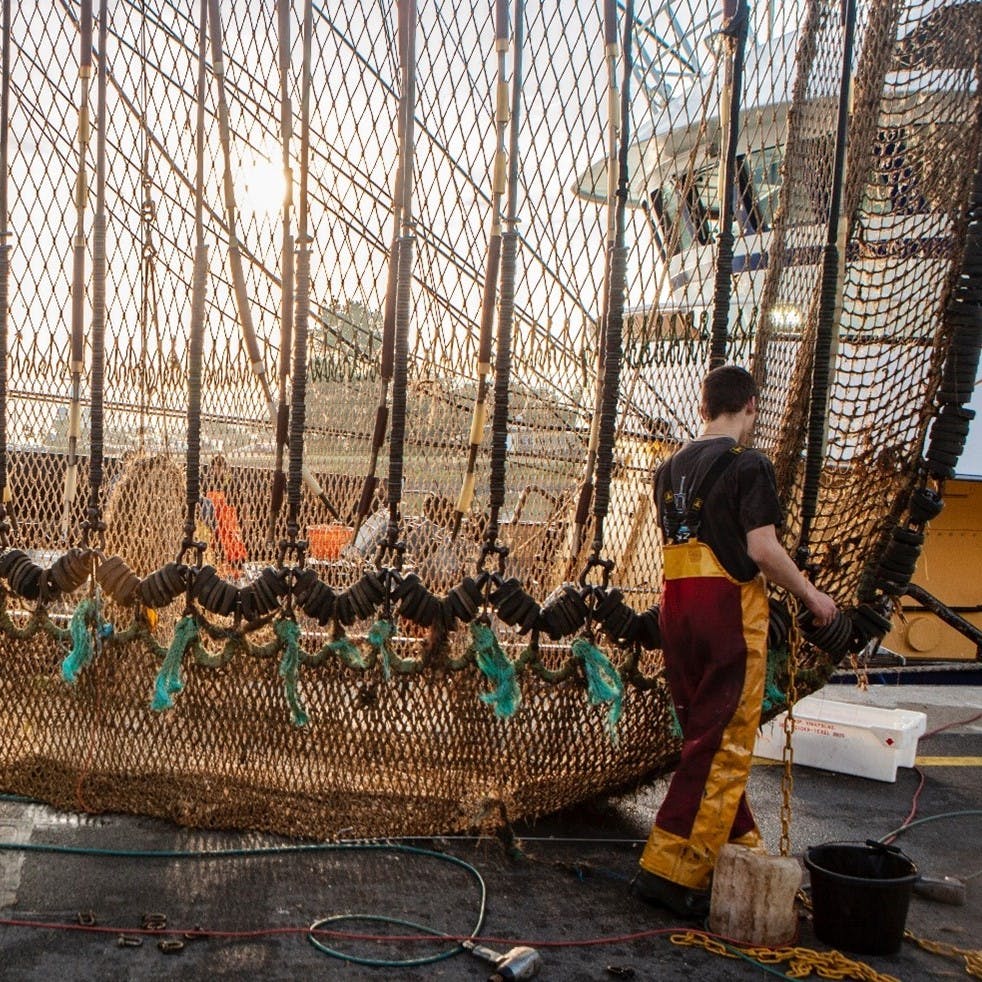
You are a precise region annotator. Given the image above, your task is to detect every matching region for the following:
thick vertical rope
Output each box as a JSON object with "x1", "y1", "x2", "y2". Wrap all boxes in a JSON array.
[
  {"x1": 750, "y1": 0, "x2": 821, "y2": 394},
  {"x1": 206, "y1": 0, "x2": 335, "y2": 525},
  {"x1": 708, "y1": 0, "x2": 750, "y2": 371},
  {"x1": 351, "y1": 7, "x2": 409, "y2": 541},
  {"x1": 451, "y1": 0, "x2": 511, "y2": 540},
  {"x1": 206, "y1": 0, "x2": 275, "y2": 422},
  {"x1": 589, "y1": 0, "x2": 633, "y2": 561},
  {"x1": 385, "y1": 0, "x2": 418, "y2": 547},
  {"x1": 486, "y1": 0, "x2": 526, "y2": 545},
  {"x1": 796, "y1": 0, "x2": 857, "y2": 568},
  {"x1": 84, "y1": 0, "x2": 109, "y2": 548},
  {"x1": 570, "y1": 0, "x2": 621, "y2": 562},
  {"x1": 286, "y1": 0, "x2": 314, "y2": 544},
  {"x1": 182, "y1": 0, "x2": 208, "y2": 553},
  {"x1": 61, "y1": 0, "x2": 93, "y2": 540},
  {"x1": 0, "y1": 0, "x2": 10, "y2": 547},
  {"x1": 269, "y1": 0, "x2": 295, "y2": 543}
]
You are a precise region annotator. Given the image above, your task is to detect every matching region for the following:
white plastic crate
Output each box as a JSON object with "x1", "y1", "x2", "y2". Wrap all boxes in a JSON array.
[{"x1": 754, "y1": 695, "x2": 927, "y2": 783}]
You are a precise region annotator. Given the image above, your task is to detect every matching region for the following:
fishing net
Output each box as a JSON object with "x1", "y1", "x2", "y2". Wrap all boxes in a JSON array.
[{"x1": 0, "y1": 0, "x2": 978, "y2": 838}]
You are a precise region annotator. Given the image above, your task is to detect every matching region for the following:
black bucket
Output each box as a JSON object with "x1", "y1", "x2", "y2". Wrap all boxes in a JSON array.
[{"x1": 804, "y1": 840, "x2": 918, "y2": 956}]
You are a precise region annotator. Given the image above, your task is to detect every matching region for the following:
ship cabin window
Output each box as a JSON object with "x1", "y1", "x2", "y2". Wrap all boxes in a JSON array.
[
  {"x1": 746, "y1": 146, "x2": 782, "y2": 227},
  {"x1": 649, "y1": 146, "x2": 784, "y2": 260},
  {"x1": 650, "y1": 183, "x2": 696, "y2": 256},
  {"x1": 648, "y1": 122, "x2": 949, "y2": 260}
]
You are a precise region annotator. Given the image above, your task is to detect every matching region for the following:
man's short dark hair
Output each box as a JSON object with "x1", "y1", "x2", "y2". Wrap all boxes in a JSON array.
[{"x1": 701, "y1": 365, "x2": 758, "y2": 420}]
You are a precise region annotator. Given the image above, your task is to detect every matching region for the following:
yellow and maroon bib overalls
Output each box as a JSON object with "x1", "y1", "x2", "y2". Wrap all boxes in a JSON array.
[{"x1": 640, "y1": 449, "x2": 769, "y2": 891}]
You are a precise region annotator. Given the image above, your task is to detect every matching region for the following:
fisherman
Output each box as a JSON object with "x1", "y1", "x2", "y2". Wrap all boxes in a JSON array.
[{"x1": 633, "y1": 364, "x2": 837, "y2": 918}]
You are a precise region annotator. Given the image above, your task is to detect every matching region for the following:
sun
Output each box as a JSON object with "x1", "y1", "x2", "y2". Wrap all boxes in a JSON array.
[{"x1": 237, "y1": 146, "x2": 289, "y2": 219}]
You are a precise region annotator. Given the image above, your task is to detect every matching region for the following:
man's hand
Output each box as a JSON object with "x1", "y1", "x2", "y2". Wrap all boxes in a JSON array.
[
  {"x1": 747, "y1": 525, "x2": 840, "y2": 627},
  {"x1": 802, "y1": 584, "x2": 838, "y2": 627}
]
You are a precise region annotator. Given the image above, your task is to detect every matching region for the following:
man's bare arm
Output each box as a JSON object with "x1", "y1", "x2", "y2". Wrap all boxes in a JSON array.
[{"x1": 746, "y1": 524, "x2": 838, "y2": 626}]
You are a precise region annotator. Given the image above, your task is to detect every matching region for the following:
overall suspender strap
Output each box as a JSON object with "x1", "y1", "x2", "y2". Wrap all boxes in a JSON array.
[{"x1": 662, "y1": 445, "x2": 745, "y2": 542}]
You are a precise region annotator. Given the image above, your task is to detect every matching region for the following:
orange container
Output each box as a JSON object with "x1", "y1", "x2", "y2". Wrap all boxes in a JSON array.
[{"x1": 307, "y1": 523, "x2": 353, "y2": 560}]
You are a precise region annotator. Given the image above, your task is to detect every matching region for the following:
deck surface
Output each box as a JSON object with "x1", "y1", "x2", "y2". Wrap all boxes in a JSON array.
[{"x1": 0, "y1": 680, "x2": 979, "y2": 980}]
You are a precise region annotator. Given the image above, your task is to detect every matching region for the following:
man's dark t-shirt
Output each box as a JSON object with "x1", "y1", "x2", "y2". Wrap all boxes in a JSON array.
[{"x1": 654, "y1": 437, "x2": 783, "y2": 582}]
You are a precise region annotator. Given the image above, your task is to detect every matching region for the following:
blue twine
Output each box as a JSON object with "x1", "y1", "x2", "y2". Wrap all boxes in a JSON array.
[
  {"x1": 762, "y1": 647, "x2": 788, "y2": 714},
  {"x1": 469, "y1": 621, "x2": 520, "y2": 719},
  {"x1": 571, "y1": 637, "x2": 624, "y2": 742},
  {"x1": 328, "y1": 634, "x2": 367, "y2": 669},
  {"x1": 151, "y1": 615, "x2": 199, "y2": 712},
  {"x1": 276, "y1": 618, "x2": 309, "y2": 727},
  {"x1": 61, "y1": 597, "x2": 100, "y2": 684},
  {"x1": 667, "y1": 700, "x2": 683, "y2": 741},
  {"x1": 368, "y1": 619, "x2": 396, "y2": 680}
]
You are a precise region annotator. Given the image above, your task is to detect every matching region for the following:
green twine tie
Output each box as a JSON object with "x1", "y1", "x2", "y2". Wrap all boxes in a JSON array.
[
  {"x1": 276, "y1": 618, "x2": 309, "y2": 727},
  {"x1": 61, "y1": 597, "x2": 100, "y2": 684},
  {"x1": 368, "y1": 619, "x2": 396, "y2": 680},
  {"x1": 762, "y1": 646, "x2": 789, "y2": 715},
  {"x1": 571, "y1": 636, "x2": 624, "y2": 742},
  {"x1": 667, "y1": 700, "x2": 683, "y2": 740},
  {"x1": 469, "y1": 621, "x2": 520, "y2": 719},
  {"x1": 151, "y1": 614, "x2": 199, "y2": 712},
  {"x1": 327, "y1": 634, "x2": 367, "y2": 669}
]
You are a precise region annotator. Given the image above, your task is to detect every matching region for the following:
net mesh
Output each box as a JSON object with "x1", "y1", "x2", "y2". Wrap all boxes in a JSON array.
[{"x1": 0, "y1": 0, "x2": 978, "y2": 838}]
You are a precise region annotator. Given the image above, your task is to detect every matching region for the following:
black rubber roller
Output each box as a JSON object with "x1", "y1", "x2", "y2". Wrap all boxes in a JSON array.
[
  {"x1": 8, "y1": 555, "x2": 43, "y2": 600},
  {"x1": 139, "y1": 563, "x2": 189, "y2": 609},
  {"x1": 907, "y1": 487, "x2": 944, "y2": 525},
  {"x1": 96, "y1": 555, "x2": 142, "y2": 606},
  {"x1": 447, "y1": 577, "x2": 482, "y2": 622},
  {"x1": 488, "y1": 577, "x2": 523, "y2": 611},
  {"x1": 536, "y1": 585, "x2": 589, "y2": 640},
  {"x1": 597, "y1": 592, "x2": 637, "y2": 644},
  {"x1": 593, "y1": 587, "x2": 625, "y2": 621},
  {"x1": 300, "y1": 579, "x2": 337, "y2": 625},
  {"x1": 291, "y1": 568, "x2": 322, "y2": 605},
  {"x1": 495, "y1": 585, "x2": 538, "y2": 628},
  {"x1": 0, "y1": 548, "x2": 28, "y2": 579},
  {"x1": 798, "y1": 609, "x2": 853, "y2": 663},
  {"x1": 191, "y1": 565, "x2": 218, "y2": 603},
  {"x1": 847, "y1": 603, "x2": 893, "y2": 649},
  {"x1": 47, "y1": 547, "x2": 92, "y2": 596},
  {"x1": 635, "y1": 606, "x2": 662, "y2": 650},
  {"x1": 767, "y1": 598, "x2": 792, "y2": 651}
]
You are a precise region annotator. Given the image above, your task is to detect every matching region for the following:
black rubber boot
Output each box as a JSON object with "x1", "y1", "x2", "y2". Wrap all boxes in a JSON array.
[{"x1": 630, "y1": 868, "x2": 711, "y2": 920}]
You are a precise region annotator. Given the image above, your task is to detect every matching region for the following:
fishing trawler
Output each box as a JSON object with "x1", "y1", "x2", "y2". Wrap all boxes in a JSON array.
[{"x1": 0, "y1": 0, "x2": 976, "y2": 850}]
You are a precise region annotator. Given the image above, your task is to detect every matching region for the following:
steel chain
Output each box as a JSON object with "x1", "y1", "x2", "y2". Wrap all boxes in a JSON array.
[{"x1": 779, "y1": 595, "x2": 801, "y2": 858}]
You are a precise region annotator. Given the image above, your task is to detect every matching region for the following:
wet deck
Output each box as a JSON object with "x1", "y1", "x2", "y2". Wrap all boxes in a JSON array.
[{"x1": 1, "y1": 680, "x2": 979, "y2": 980}]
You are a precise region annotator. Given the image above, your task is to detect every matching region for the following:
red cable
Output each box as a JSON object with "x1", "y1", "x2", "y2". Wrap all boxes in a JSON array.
[
  {"x1": 923, "y1": 710, "x2": 982, "y2": 739},
  {"x1": 880, "y1": 709, "x2": 982, "y2": 845},
  {"x1": 0, "y1": 918, "x2": 778, "y2": 951}
]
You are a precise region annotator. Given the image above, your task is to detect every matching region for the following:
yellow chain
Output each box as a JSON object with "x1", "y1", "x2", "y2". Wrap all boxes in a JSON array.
[
  {"x1": 905, "y1": 929, "x2": 982, "y2": 979},
  {"x1": 670, "y1": 925, "x2": 982, "y2": 980},
  {"x1": 670, "y1": 930, "x2": 901, "y2": 982},
  {"x1": 780, "y1": 595, "x2": 802, "y2": 857}
]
